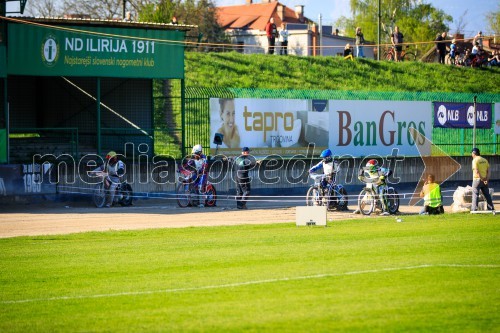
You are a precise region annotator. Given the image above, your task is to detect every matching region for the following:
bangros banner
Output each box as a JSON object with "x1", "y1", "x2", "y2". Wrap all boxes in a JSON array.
[
  {"x1": 329, "y1": 100, "x2": 432, "y2": 157},
  {"x1": 209, "y1": 98, "x2": 329, "y2": 156},
  {"x1": 434, "y1": 102, "x2": 492, "y2": 129}
]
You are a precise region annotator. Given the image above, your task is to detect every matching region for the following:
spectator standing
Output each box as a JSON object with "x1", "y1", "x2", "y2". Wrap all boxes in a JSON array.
[
  {"x1": 435, "y1": 32, "x2": 447, "y2": 64},
  {"x1": 449, "y1": 39, "x2": 457, "y2": 64},
  {"x1": 473, "y1": 31, "x2": 483, "y2": 49},
  {"x1": 355, "y1": 27, "x2": 365, "y2": 58},
  {"x1": 234, "y1": 147, "x2": 259, "y2": 209},
  {"x1": 279, "y1": 23, "x2": 289, "y2": 55},
  {"x1": 419, "y1": 174, "x2": 444, "y2": 215},
  {"x1": 171, "y1": 16, "x2": 178, "y2": 25},
  {"x1": 391, "y1": 26, "x2": 404, "y2": 62},
  {"x1": 265, "y1": 18, "x2": 278, "y2": 55},
  {"x1": 471, "y1": 148, "x2": 495, "y2": 211}
]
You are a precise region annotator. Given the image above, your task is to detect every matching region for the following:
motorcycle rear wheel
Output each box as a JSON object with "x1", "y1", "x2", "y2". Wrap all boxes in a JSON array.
[
  {"x1": 119, "y1": 183, "x2": 133, "y2": 206},
  {"x1": 204, "y1": 184, "x2": 217, "y2": 207}
]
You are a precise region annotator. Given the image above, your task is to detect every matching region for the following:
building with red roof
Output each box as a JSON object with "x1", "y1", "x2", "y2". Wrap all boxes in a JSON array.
[{"x1": 216, "y1": 0, "x2": 374, "y2": 58}]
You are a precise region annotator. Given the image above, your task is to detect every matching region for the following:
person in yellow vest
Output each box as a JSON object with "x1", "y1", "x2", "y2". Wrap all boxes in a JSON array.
[
  {"x1": 471, "y1": 147, "x2": 495, "y2": 211},
  {"x1": 419, "y1": 174, "x2": 444, "y2": 215}
]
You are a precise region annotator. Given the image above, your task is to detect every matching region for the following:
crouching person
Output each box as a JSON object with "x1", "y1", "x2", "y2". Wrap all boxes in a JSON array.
[{"x1": 420, "y1": 174, "x2": 444, "y2": 215}]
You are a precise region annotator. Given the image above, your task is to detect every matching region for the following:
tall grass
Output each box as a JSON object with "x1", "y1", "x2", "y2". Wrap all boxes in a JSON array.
[{"x1": 1, "y1": 214, "x2": 498, "y2": 332}]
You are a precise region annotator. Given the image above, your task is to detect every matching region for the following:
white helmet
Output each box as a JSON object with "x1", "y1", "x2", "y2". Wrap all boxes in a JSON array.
[{"x1": 191, "y1": 144, "x2": 203, "y2": 155}]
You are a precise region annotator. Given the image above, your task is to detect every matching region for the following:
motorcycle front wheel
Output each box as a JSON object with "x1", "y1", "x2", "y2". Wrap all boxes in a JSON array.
[
  {"x1": 93, "y1": 183, "x2": 106, "y2": 208},
  {"x1": 176, "y1": 183, "x2": 191, "y2": 208},
  {"x1": 306, "y1": 186, "x2": 322, "y2": 206},
  {"x1": 358, "y1": 188, "x2": 375, "y2": 215}
]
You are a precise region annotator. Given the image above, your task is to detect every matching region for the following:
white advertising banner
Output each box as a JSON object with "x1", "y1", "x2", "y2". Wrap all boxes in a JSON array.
[
  {"x1": 495, "y1": 103, "x2": 500, "y2": 135},
  {"x1": 329, "y1": 100, "x2": 432, "y2": 157},
  {"x1": 209, "y1": 98, "x2": 329, "y2": 156}
]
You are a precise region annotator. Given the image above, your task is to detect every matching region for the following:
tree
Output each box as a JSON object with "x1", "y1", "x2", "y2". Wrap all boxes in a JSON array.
[
  {"x1": 486, "y1": 5, "x2": 500, "y2": 36},
  {"x1": 337, "y1": 0, "x2": 452, "y2": 56},
  {"x1": 138, "y1": 0, "x2": 227, "y2": 51},
  {"x1": 24, "y1": 0, "x2": 62, "y2": 17}
]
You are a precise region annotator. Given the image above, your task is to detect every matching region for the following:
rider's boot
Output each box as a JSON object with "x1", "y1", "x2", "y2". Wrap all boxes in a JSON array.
[{"x1": 198, "y1": 185, "x2": 205, "y2": 207}]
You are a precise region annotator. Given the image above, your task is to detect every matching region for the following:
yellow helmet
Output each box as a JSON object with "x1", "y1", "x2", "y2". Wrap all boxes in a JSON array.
[{"x1": 106, "y1": 151, "x2": 117, "y2": 159}]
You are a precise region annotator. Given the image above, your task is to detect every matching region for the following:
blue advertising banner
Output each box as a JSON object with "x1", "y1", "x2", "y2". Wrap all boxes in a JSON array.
[{"x1": 434, "y1": 102, "x2": 492, "y2": 129}]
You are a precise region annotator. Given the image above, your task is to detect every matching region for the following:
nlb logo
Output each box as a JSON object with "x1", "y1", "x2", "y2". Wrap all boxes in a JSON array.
[
  {"x1": 41, "y1": 34, "x2": 59, "y2": 67},
  {"x1": 437, "y1": 105, "x2": 447, "y2": 126}
]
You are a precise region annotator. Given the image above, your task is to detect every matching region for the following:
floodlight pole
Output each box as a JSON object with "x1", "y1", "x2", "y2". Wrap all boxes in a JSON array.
[
  {"x1": 473, "y1": 95, "x2": 477, "y2": 148},
  {"x1": 377, "y1": 0, "x2": 381, "y2": 60},
  {"x1": 318, "y1": 14, "x2": 323, "y2": 56}
]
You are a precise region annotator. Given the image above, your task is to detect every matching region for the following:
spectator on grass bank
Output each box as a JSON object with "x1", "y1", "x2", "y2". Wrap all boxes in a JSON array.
[
  {"x1": 449, "y1": 39, "x2": 457, "y2": 64},
  {"x1": 279, "y1": 23, "x2": 289, "y2": 55},
  {"x1": 471, "y1": 148, "x2": 495, "y2": 211},
  {"x1": 391, "y1": 26, "x2": 404, "y2": 62},
  {"x1": 473, "y1": 31, "x2": 483, "y2": 49},
  {"x1": 265, "y1": 18, "x2": 278, "y2": 55},
  {"x1": 355, "y1": 27, "x2": 365, "y2": 58},
  {"x1": 234, "y1": 147, "x2": 260, "y2": 209},
  {"x1": 435, "y1": 32, "x2": 448, "y2": 64},
  {"x1": 343, "y1": 44, "x2": 354, "y2": 60},
  {"x1": 419, "y1": 174, "x2": 444, "y2": 215}
]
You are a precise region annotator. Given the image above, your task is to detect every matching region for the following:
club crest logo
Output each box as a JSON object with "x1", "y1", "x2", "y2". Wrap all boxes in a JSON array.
[{"x1": 41, "y1": 34, "x2": 59, "y2": 67}]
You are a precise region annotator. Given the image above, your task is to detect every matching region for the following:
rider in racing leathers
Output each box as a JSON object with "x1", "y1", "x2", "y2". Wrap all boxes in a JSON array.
[
  {"x1": 185, "y1": 144, "x2": 208, "y2": 207},
  {"x1": 93, "y1": 151, "x2": 125, "y2": 207}
]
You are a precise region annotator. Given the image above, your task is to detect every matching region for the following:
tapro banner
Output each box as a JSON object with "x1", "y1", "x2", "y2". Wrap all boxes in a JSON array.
[
  {"x1": 209, "y1": 98, "x2": 329, "y2": 156},
  {"x1": 434, "y1": 102, "x2": 492, "y2": 129}
]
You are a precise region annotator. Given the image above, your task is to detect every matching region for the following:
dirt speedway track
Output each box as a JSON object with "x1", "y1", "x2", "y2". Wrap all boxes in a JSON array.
[{"x1": 0, "y1": 197, "x2": 435, "y2": 238}]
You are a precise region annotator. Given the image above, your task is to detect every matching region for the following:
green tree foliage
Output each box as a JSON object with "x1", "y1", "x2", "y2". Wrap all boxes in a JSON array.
[
  {"x1": 486, "y1": 5, "x2": 500, "y2": 36},
  {"x1": 338, "y1": 0, "x2": 452, "y2": 55},
  {"x1": 137, "y1": 0, "x2": 227, "y2": 51}
]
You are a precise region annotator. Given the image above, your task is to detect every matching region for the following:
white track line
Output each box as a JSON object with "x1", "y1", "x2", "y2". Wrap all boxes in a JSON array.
[{"x1": 2, "y1": 264, "x2": 498, "y2": 304}]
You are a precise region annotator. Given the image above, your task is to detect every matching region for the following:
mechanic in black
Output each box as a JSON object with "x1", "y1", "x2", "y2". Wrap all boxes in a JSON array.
[{"x1": 234, "y1": 147, "x2": 259, "y2": 209}]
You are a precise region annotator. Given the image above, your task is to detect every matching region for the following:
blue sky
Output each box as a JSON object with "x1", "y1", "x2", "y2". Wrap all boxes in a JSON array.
[{"x1": 216, "y1": 0, "x2": 496, "y2": 38}]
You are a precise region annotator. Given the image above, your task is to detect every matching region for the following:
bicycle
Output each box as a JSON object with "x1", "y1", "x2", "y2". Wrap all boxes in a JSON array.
[
  {"x1": 384, "y1": 45, "x2": 416, "y2": 62},
  {"x1": 175, "y1": 165, "x2": 217, "y2": 208},
  {"x1": 357, "y1": 168, "x2": 399, "y2": 215},
  {"x1": 306, "y1": 165, "x2": 348, "y2": 211}
]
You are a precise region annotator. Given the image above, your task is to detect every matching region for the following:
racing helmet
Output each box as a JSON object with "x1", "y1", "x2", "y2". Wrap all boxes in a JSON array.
[
  {"x1": 106, "y1": 151, "x2": 117, "y2": 159},
  {"x1": 366, "y1": 159, "x2": 378, "y2": 171},
  {"x1": 320, "y1": 149, "x2": 332, "y2": 158},
  {"x1": 191, "y1": 144, "x2": 203, "y2": 155}
]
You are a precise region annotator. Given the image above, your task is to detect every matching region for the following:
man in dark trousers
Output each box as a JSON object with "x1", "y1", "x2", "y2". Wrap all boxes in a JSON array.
[
  {"x1": 265, "y1": 18, "x2": 278, "y2": 55},
  {"x1": 234, "y1": 147, "x2": 259, "y2": 209},
  {"x1": 435, "y1": 32, "x2": 447, "y2": 64}
]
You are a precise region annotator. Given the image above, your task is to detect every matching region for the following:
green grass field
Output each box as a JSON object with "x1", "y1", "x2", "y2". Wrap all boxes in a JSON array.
[{"x1": 1, "y1": 214, "x2": 498, "y2": 332}]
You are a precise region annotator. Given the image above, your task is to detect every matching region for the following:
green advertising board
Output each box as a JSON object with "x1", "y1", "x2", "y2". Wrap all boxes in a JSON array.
[
  {"x1": 7, "y1": 23, "x2": 185, "y2": 79},
  {"x1": 0, "y1": 129, "x2": 6, "y2": 163}
]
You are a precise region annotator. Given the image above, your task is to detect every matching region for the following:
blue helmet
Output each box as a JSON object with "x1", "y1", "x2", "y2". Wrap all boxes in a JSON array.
[{"x1": 320, "y1": 149, "x2": 332, "y2": 158}]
